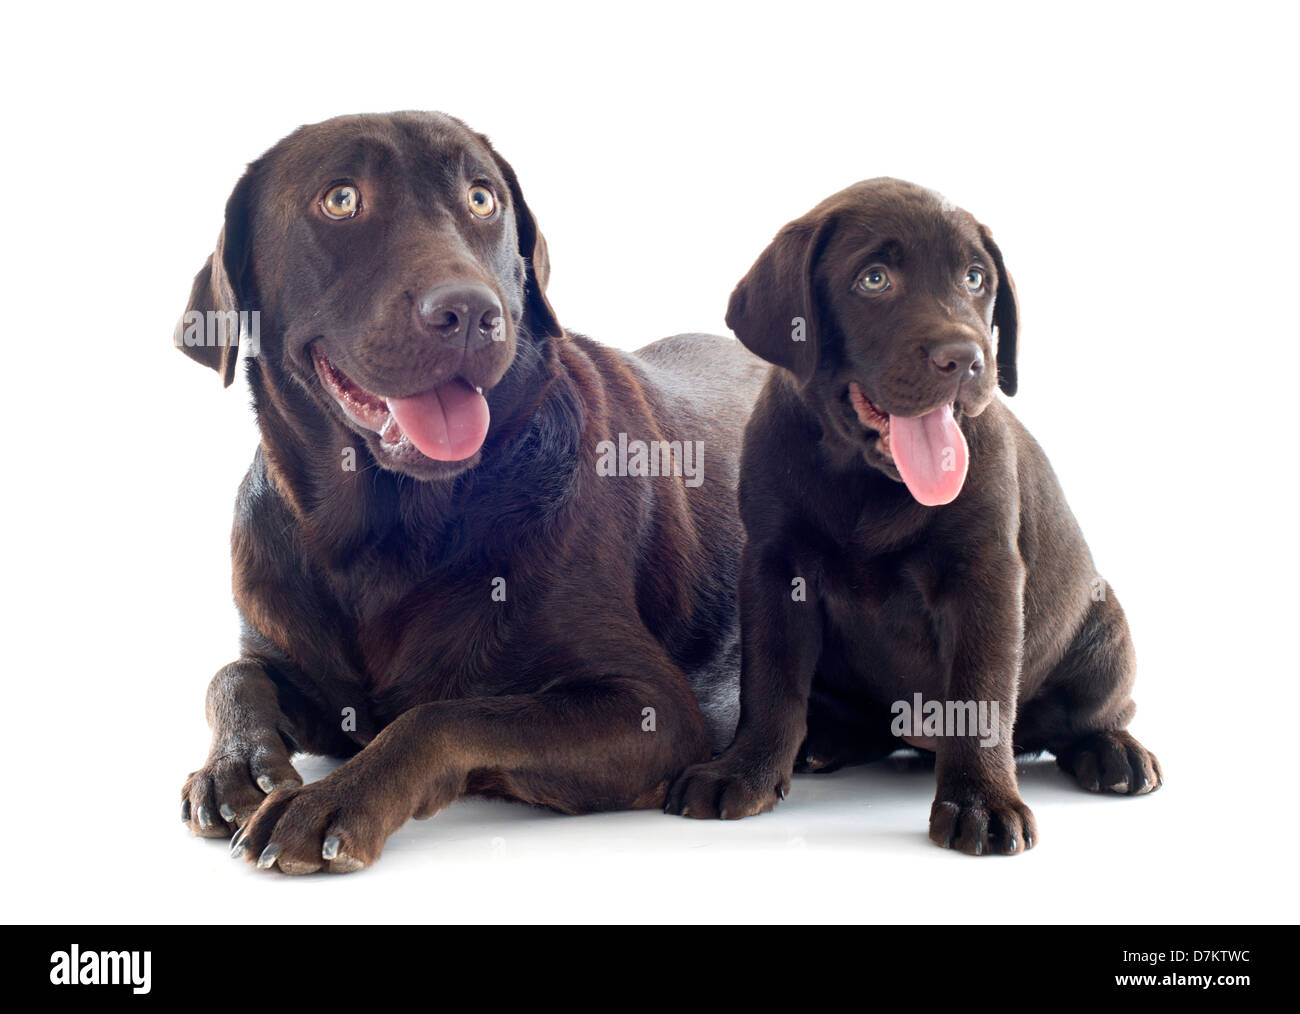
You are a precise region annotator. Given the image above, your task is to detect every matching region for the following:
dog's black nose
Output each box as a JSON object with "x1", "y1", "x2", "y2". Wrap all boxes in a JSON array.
[
  {"x1": 929, "y1": 341, "x2": 984, "y2": 380},
  {"x1": 415, "y1": 283, "x2": 503, "y2": 345}
]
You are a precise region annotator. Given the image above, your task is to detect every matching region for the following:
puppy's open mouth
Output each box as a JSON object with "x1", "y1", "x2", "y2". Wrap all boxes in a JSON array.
[
  {"x1": 848, "y1": 384, "x2": 894, "y2": 459},
  {"x1": 848, "y1": 381, "x2": 969, "y2": 507},
  {"x1": 312, "y1": 347, "x2": 490, "y2": 463}
]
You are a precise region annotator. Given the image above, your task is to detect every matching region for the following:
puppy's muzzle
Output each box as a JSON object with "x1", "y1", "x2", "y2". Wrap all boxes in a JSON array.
[{"x1": 929, "y1": 340, "x2": 983, "y2": 382}]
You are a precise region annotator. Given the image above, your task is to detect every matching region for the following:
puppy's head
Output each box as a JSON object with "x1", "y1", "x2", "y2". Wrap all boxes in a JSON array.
[
  {"x1": 727, "y1": 178, "x2": 1019, "y2": 506},
  {"x1": 174, "y1": 111, "x2": 562, "y2": 481}
]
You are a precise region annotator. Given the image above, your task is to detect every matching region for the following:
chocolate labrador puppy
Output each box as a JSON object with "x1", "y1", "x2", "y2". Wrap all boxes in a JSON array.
[
  {"x1": 666, "y1": 179, "x2": 1161, "y2": 854},
  {"x1": 175, "y1": 112, "x2": 767, "y2": 873}
]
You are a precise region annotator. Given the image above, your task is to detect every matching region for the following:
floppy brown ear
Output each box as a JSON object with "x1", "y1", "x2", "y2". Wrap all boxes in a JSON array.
[
  {"x1": 978, "y1": 224, "x2": 1019, "y2": 396},
  {"x1": 726, "y1": 216, "x2": 831, "y2": 384},
  {"x1": 475, "y1": 134, "x2": 562, "y2": 341},
  {"x1": 174, "y1": 169, "x2": 256, "y2": 388}
]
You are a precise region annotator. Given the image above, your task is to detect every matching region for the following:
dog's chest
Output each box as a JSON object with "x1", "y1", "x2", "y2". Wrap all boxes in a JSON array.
[
  {"x1": 816, "y1": 538, "x2": 951, "y2": 701},
  {"x1": 245, "y1": 552, "x2": 526, "y2": 726},
  {"x1": 338, "y1": 563, "x2": 522, "y2": 698}
]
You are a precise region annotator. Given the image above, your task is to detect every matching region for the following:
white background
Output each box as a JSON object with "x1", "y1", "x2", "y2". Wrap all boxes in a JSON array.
[{"x1": 3, "y1": 0, "x2": 1296, "y2": 923}]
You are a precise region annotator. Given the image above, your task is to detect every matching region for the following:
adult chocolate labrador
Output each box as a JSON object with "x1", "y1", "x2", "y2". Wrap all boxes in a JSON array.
[
  {"x1": 666, "y1": 179, "x2": 1161, "y2": 854},
  {"x1": 175, "y1": 112, "x2": 766, "y2": 873}
]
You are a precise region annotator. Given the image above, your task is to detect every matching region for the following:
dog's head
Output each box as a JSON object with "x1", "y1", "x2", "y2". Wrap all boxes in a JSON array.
[
  {"x1": 174, "y1": 111, "x2": 562, "y2": 481},
  {"x1": 727, "y1": 178, "x2": 1019, "y2": 506}
]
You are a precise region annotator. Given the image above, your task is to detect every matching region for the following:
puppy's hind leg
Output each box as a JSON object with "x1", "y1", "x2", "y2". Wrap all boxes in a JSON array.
[
  {"x1": 1026, "y1": 594, "x2": 1164, "y2": 796},
  {"x1": 795, "y1": 700, "x2": 896, "y2": 774}
]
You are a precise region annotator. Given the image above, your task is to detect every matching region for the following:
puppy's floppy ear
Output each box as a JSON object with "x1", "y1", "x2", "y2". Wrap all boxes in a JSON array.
[
  {"x1": 476, "y1": 134, "x2": 563, "y2": 341},
  {"x1": 978, "y1": 224, "x2": 1019, "y2": 396},
  {"x1": 726, "y1": 215, "x2": 832, "y2": 384},
  {"x1": 173, "y1": 168, "x2": 256, "y2": 388}
]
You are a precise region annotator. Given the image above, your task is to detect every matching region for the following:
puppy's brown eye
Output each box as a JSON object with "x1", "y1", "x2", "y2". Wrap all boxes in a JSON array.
[
  {"x1": 858, "y1": 267, "x2": 890, "y2": 293},
  {"x1": 321, "y1": 184, "x2": 360, "y2": 220},
  {"x1": 467, "y1": 185, "x2": 496, "y2": 218},
  {"x1": 965, "y1": 267, "x2": 985, "y2": 292}
]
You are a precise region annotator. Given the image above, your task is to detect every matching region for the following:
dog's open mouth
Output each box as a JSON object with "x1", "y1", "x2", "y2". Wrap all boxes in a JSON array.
[
  {"x1": 312, "y1": 347, "x2": 490, "y2": 462},
  {"x1": 848, "y1": 381, "x2": 969, "y2": 507}
]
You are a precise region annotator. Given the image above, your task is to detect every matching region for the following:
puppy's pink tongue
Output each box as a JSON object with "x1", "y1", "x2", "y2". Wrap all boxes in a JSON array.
[
  {"x1": 386, "y1": 380, "x2": 489, "y2": 462},
  {"x1": 889, "y1": 405, "x2": 969, "y2": 506}
]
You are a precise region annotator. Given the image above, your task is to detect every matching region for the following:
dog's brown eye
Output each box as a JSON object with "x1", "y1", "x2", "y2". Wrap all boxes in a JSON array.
[
  {"x1": 858, "y1": 267, "x2": 890, "y2": 293},
  {"x1": 321, "y1": 184, "x2": 360, "y2": 220},
  {"x1": 965, "y1": 268, "x2": 985, "y2": 292},
  {"x1": 467, "y1": 185, "x2": 496, "y2": 218}
]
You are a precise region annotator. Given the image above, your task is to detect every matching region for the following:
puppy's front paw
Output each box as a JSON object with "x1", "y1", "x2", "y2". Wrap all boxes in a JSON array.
[
  {"x1": 231, "y1": 777, "x2": 387, "y2": 875},
  {"x1": 1057, "y1": 730, "x2": 1163, "y2": 795},
  {"x1": 929, "y1": 789, "x2": 1037, "y2": 856},
  {"x1": 181, "y1": 740, "x2": 302, "y2": 839},
  {"x1": 664, "y1": 756, "x2": 790, "y2": 820}
]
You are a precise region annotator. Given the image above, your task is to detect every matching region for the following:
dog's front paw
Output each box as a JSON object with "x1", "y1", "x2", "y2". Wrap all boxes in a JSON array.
[
  {"x1": 181, "y1": 740, "x2": 302, "y2": 839},
  {"x1": 664, "y1": 755, "x2": 790, "y2": 820},
  {"x1": 230, "y1": 777, "x2": 388, "y2": 875},
  {"x1": 929, "y1": 788, "x2": 1037, "y2": 856},
  {"x1": 1057, "y1": 730, "x2": 1163, "y2": 795}
]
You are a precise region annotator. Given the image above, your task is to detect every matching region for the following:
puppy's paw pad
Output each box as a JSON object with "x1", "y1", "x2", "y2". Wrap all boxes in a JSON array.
[
  {"x1": 1058, "y1": 731, "x2": 1162, "y2": 796},
  {"x1": 929, "y1": 793, "x2": 1037, "y2": 856},
  {"x1": 792, "y1": 729, "x2": 858, "y2": 774},
  {"x1": 664, "y1": 760, "x2": 788, "y2": 820},
  {"x1": 793, "y1": 748, "x2": 856, "y2": 774}
]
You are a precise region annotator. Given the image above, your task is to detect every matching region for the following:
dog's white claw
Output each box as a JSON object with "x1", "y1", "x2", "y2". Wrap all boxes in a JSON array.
[{"x1": 256, "y1": 843, "x2": 281, "y2": 870}]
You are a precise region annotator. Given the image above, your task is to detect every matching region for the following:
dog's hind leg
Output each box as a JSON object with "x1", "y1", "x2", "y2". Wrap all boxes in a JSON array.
[
  {"x1": 795, "y1": 696, "x2": 896, "y2": 773},
  {"x1": 1019, "y1": 593, "x2": 1163, "y2": 796}
]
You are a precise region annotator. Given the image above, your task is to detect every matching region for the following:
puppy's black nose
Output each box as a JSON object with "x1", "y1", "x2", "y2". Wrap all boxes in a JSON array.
[
  {"x1": 929, "y1": 341, "x2": 984, "y2": 380},
  {"x1": 415, "y1": 283, "x2": 503, "y2": 345}
]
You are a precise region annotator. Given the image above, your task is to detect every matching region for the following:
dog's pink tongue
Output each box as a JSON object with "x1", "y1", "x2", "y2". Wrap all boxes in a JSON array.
[
  {"x1": 386, "y1": 381, "x2": 489, "y2": 461},
  {"x1": 889, "y1": 405, "x2": 969, "y2": 506}
]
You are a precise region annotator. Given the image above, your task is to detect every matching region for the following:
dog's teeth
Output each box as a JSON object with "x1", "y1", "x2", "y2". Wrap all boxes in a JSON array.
[{"x1": 474, "y1": 386, "x2": 484, "y2": 395}]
